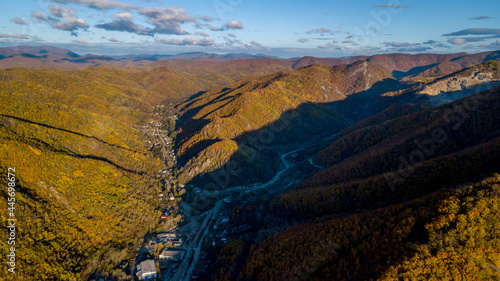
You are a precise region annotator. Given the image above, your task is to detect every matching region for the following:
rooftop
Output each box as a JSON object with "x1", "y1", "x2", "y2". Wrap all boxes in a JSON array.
[{"x1": 137, "y1": 259, "x2": 156, "y2": 279}]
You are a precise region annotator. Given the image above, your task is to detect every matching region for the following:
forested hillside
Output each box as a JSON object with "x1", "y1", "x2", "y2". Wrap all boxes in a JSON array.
[
  {"x1": 0, "y1": 67, "x2": 164, "y2": 280},
  {"x1": 238, "y1": 174, "x2": 500, "y2": 281},
  {"x1": 175, "y1": 61, "x2": 394, "y2": 186},
  {"x1": 1, "y1": 45, "x2": 500, "y2": 280},
  {"x1": 282, "y1": 86, "x2": 500, "y2": 218},
  {"x1": 211, "y1": 85, "x2": 500, "y2": 281}
]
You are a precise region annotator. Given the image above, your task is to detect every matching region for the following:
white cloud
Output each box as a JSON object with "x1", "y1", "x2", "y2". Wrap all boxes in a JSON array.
[
  {"x1": 12, "y1": 17, "x2": 28, "y2": 25},
  {"x1": 245, "y1": 40, "x2": 262, "y2": 47},
  {"x1": 317, "y1": 43, "x2": 341, "y2": 49},
  {"x1": 32, "y1": 8, "x2": 89, "y2": 36},
  {"x1": 48, "y1": 5, "x2": 76, "y2": 18},
  {"x1": 156, "y1": 36, "x2": 215, "y2": 46},
  {"x1": 443, "y1": 28, "x2": 500, "y2": 36},
  {"x1": 71, "y1": 39, "x2": 88, "y2": 45},
  {"x1": 32, "y1": 11, "x2": 48, "y2": 22},
  {"x1": 383, "y1": 41, "x2": 432, "y2": 52},
  {"x1": 194, "y1": 31, "x2": 209, "y2": 37},
  {"x1": 306, "y1": 27, "x2": 337, "y2": 35},
  {"x1": 115, "y1": 12, "x2": 133, "y2": 20},
  {"x1": 198, "y1": 15, "x2": 213, "y2": 22},
  {"x1": 0, "y1": 33, "x2": 31, "y2": 39},
  {"x1": 48, "y1": 0, "x2": 138, "y2": 10},
  {"x1": 225, "y1": 20, "x2": 244, "y2": 29},
  {"x1": 447, "y1": 37, "x2": 489, "y2": 45},
  {"x1": 138, "y1": 6, "x2": 195, "y2": 35},
  {"x1": 448, "y1": 38, "x2": 466, "y2": 45},
  {"x1": 95, "y1": 19, "x2": 152, "y2": 36}
]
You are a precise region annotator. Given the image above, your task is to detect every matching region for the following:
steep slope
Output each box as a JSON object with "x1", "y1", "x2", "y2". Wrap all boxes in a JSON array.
[
  {"x1": 291, "y1": 55, "x2": 368, "y2": 69},
  {"x1": 400, "y1": 60, "x2": 464, "y2": 83},
  {"x1": 291, "y1": 51, "x2": 500, "y2": 80},
  {"x1": 366, "y1": 52, "x2": 466, "y2": 74},
  {"x1": 417, "y1": 60, "x2": 500, "y2": 106},
  {"x1": 239, "y1": 175, "x2": 500, "y2": 281},
  {"x1": 212, "y1": 84, "x2": 500, "y2": 281},
  {"x1": 283, "y1": 85, "x2": 500, "y2": 218},
  {"x1": 175, "y1": 61, "x2": 393, "y2": 186},
  {"x1": 147, "y1": 58, "x2": 295, "y2": 96},
  {"x1": 0, "y1": 68, "x2": 164, "y2": 280}
]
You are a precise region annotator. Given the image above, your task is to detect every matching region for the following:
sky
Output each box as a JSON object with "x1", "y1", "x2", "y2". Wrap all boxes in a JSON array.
[{"x1": 0, "y1": 0, "x2": 499, "y2": 58}]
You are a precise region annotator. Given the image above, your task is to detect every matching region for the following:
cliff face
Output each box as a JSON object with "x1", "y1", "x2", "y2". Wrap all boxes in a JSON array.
[{"x1": 418, "y1": 61, "x2": 500, "y2": 106}]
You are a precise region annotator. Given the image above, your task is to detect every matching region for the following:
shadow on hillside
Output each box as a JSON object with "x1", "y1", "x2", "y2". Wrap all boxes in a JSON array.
[
  {"x1": 331, "y1": 78, "x2": 409, "y2": 122},
  {"x1": 180, "y1": 78, "x2": 415, "y2": 192},
  {"x1": 392, "y1": 64, "x2": 438, "y2": 79},
  {"x1": 176, "y1": 88, "x2": 236, "y2": 122},
  {"x1": 182, "y1": 78, "x2": 500, "y2": 193}
]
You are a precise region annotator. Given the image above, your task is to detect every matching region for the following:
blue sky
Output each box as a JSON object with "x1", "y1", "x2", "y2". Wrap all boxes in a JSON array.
[{"x1": 0, "y1": 0, "x2": 499, "y2": 57}]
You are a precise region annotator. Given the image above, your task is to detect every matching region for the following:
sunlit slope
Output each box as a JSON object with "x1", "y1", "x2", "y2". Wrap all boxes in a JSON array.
[
  {"x1": 175, "y1": 61, "x2": 393, "y2": 185},
  {"x1": 0, "y1": 67, "x2": 163, "y2": 280}
]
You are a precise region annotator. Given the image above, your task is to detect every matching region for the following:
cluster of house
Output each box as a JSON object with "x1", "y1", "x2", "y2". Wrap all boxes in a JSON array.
[
  {"x1": 158, "y1": 192, "x2": 176, "y2": 201},
  {"x1": 156, "y1": 169, "x2": 171, "y2": 178},
  {"x1": 136, "y1": 233, "x2": 187, "y2": 280},
  {"x1": 149, "y1": 233, "x2": 184, "y2": 247}
]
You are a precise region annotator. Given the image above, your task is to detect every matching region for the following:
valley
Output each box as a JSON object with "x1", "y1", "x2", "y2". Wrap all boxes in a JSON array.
[{"x1": 1, "y1": 45, "x2": 500, "y2": 281}]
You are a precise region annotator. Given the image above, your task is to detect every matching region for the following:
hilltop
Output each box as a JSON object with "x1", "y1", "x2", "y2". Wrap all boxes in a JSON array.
[{"x1": 174, "y1": 61, "x2": 393, "y2": 186}]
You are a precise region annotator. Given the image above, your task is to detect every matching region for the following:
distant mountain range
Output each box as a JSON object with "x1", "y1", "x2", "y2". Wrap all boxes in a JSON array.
[
  {"x1": 0, "y1": 45, "x2": 279, "y2": 69},
  {"x1": 1, "y1": 45, "x2": 499, "y2": 76}
]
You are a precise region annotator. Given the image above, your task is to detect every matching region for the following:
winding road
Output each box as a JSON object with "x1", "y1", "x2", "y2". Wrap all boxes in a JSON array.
[{"x1": 172, "y1": 146, "x2": 310, "y2": 280}]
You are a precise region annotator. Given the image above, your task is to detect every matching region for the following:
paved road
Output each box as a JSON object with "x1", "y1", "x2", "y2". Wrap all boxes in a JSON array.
[
  {"x1": 171, "y1": 144, "x2": 325, "y2": 280},
  {"x1": 309, "y1": 157, "x2": 323, "y2": 169},
  {"x1": 180, "y1": 200, "x2": 224, "y2": 281}
]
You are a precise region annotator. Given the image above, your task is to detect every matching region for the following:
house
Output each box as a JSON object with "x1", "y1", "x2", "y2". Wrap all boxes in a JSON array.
[
  {"x1": 171, "y1": 237, "x2": 184, "y2": 247},
  {"x1": 159, "y1": 248, "x2": 186, "y2": 262},
  {"x1": 161, "y1": 214, "x2": 167, "y2": 219},
  {"x1": 136, "y1": 259, "x2": 157, "y2": 280},
  {"x1": 169, "y1": 193, "x2": 175, "y2": 201}
]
